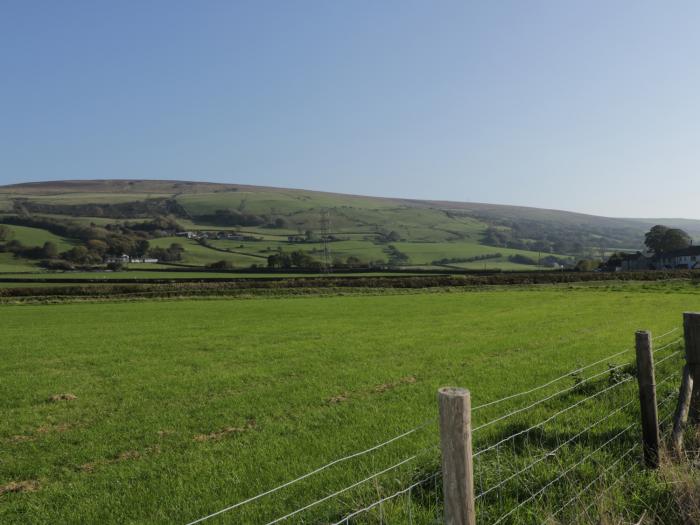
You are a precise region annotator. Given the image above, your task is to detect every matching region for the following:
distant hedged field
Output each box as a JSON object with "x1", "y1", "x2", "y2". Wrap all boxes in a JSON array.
[{"x1": 0, "y1": 179, "x2": 673, "y2": 278}]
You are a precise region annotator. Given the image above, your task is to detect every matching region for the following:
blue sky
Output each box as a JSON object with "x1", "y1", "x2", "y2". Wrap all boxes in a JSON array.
[{"x1": 1, "y1": 1, "x2": 699, "y2": 218}]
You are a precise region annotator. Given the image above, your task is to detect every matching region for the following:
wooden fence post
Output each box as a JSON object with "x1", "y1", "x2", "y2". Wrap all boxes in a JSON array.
[
  {"x1": 635, "y1": 331, "x2": 660, "y2": 468},
  {"x1": 683, "y1": 312, "x2": 700, "y2": 422},
  {"x1": 671, "y1": 365, "x2": 694, "y2": 455},
  {"x1": 438, "y1": 387, "x2": 476, "y2": 525}
]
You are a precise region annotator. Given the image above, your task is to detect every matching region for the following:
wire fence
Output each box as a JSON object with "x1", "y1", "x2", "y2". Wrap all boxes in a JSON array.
[{"x1": 185, "y1": 326, "x2": 690, "y2": 525}]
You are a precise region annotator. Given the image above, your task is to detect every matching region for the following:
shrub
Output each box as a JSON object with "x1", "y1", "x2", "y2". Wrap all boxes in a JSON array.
[
  {"x1": 207, "y1": 260, "x2": 234, "y2": 270},
  {"x1": 508, "y1": 254, "x2": 538, "y2": 265}
]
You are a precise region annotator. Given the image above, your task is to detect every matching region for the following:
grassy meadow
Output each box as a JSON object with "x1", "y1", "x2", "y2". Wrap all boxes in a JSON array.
[{"x1": 1, "y1": 282, "x2": 698, "y2": 523}]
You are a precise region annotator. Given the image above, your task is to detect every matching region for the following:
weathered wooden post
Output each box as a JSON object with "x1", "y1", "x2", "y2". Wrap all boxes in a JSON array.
[
  {"x1": 635, "y1": 331, "x2": 660, "y2": 468},
  {"x1": 438, "y1": 387, "x2": 476, "y2": 525},
  {"x1": 683, "y1": 312, "x2": 700, "y2": 422},
  {"x1": 671, "y1": 365, "x2": 694, "y2": 455}
]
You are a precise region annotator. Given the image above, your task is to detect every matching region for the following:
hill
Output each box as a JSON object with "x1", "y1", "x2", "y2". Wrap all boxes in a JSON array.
[{"x1": 1, "y1": 179, "x2": 697, "y2": 272}]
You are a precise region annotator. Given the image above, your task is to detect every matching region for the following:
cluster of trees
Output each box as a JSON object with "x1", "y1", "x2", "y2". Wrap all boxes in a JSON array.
[
  {"x1": 577, "y1": 225, "x2": 694, "y2": 273},
  {"x1": 124, "y1": 216, "x2": 183, "y2": 234},
  {"x1": 267, "y1": 250, "x2": 323, "y2": 269},
  {"x1": 13, "y1": 197, "x2": 188, "y2": 219},
  {"x1": 376, "y1": 230, "x2": 402, "y2": 243},
  {"x1": 432, "y1": 253, "x2": 503, "y2": 265},
  {"x1": 147, "y1": 243, "x2": 184, "y2": 262},
  {"x1": 574, "y1": 259, "x2": 601, "y2": 272},
  {"x1": 206, "y1": 260, "x2": 235, "y2": 270},
  {"x1": 1, "y1": 240, "x2": 59, "y2": 260},
  {"x1": 331, "y1": 256, "x2": 387, "y2": 269},
  {"x1": 384, "y1": 244, "x2": 409, "y2": 266},
  {"x1": 0, "y1": 215, "x2": 187, "y2": 269},
  {"x1": 194, "y1": 209, "x2": 287, "y2": 228},
  {"x1": 644, "y1": 225, "x2": 692, "y2": 254},
  {"x1": 506, "y1": 253, "x2": 573, "y2": 267},
  {"x1": 508, "y1": 254, "x2": 537, "y2": 265}
]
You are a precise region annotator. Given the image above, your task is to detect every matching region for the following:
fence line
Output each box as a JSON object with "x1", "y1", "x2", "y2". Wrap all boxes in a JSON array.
[
  {"x1": 472, "y1": 327, "x2": 679, "y2": 412},
  {"x1": 654, "y1": 349, "x2": 681, "y2": 367},
  {"x1": 473, "y1": 360, "x2": 642, "y2": 434},
  {"x1": 546, "y1": 389, "x2": 678, "y2": 522},
  {"x1": 264, "y1": 454, "x2": 419, "y2": 525},
  {"x1": 491, "y1": 422, "x2": 636, "y2": 524},
  {"x1": 184, "y1": 423, "x2": 433, "y2": 525},
  {"x1": 547, "y1": 441, "x2": 640, "y2": 521},
  {"x1": 330, "y1": 471, "x2": 441, "y2": 525},
  {"x1": 474, "y1": 373, "x2": 635, "y2": 457},
  {"x1": 473, "y1": 339, "x2": 682, "y2": 435},
  {"x1": 578, "y1": 456, "x2": 640, "y2": 520},
  {"x1": 476, "y1": 398, "x2": 635, "y2": 500},
  {"x1": 654, "y1": 337, "x2": 683, "y2": 354}
]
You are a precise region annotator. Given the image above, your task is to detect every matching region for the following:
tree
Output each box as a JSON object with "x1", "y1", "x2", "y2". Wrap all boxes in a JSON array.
[
  {"x1": 86, "y1": 239, "x2": 108, "y2": 255},
  {"x1": 644, "y1": 225, "x2": 691, "y2": 253},
  {"x1": 207, "y1": 260, "x2": 234, "y2": 270},
  {"x1": 508, "y1": 254, "x2": 537, "y2": 265},
  {"x1": 133, "y1": 239, "x2": 150, "y2": 257},
  {"x1": 663, "y1": 228, "x2": 692, "y2": 252},
  {"x1": 386, "y1": 231, "x2": 401, "y2": 242},
  {"x1": 61, "y1": 246, "x2": 91, "y2": 264},
  {"x1": 147, "y1": 243, "x2": 184, "y2": 262},
  {"x1": 575, "y1": 259, "x2": 600, "y2": 272},
  {"x1": 41, "y1": 241, "x2": 58, "y2": 259},
  {"x1": 0, "y1": 225, "x2": 11, "y2": 241}
]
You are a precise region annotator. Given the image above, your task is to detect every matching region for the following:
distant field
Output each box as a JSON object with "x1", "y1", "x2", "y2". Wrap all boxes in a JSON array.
[
  {"x1": 0, "y1": 283, "x2": 693, "y2": 523},
  {"x1": 0, "y1": 224, "x2": 74, "y2": 251},
  {"x1": 391, "y1": 241, "x2": 562, "y2": 266},
  {"x1": 149, "y1": 237, "x2": 265, "y2": 268},
  {"x1": 6, "y1": 192, "x2": 176, "y2": 205},
  {"x1": 176, "y1": 189, "x2": 401, "y2": 216},
  {"x1": 0, "y1": 253, "x2": 40, "y2": 273}
]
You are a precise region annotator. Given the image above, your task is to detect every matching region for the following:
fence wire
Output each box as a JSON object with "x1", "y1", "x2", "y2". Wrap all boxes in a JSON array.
[{"x1": 184, "y1": 327, "x2": 685, "y2": 525}]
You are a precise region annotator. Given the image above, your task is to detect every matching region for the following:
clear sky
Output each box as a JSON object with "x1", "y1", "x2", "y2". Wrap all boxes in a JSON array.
[{"x1": 1, "y1": 1, "x2": 699, "y2": 218}]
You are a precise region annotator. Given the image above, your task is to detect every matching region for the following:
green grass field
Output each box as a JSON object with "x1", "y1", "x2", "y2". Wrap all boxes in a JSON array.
[
  {"x1": 0, "y1": 224, "x2": 74, "y2": 251},
  {"x1": 0, "y1": 253, "x2": 40, "y2": 273},
  {"x1": 0, "y1": 282, "x2": 696, "y2": 524}
]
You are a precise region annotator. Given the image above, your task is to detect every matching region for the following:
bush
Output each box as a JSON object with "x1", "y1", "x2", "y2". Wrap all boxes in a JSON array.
[
  {"x1": 508, "y1": 254, "x2": 538, "y2": 265},
  {"x1": 39, "y1": 259, "x2": 75, "y2": 271},
  {"x1": 207, "y1": 260, "x2": 234, "y2": 270},
  {"x1": 106, "y1": 261, "x2": 124, "y2": 271}
]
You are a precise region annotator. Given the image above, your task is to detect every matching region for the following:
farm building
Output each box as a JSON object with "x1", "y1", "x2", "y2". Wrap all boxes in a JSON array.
[{"x1": 652, "y1": 245, "x2": 700, "y2": 269}]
